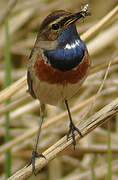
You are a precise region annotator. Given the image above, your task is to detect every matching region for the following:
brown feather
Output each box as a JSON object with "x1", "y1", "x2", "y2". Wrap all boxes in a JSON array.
[
  {"x1": 34, "y1": 51, "x2": 90, "y2": 86},
  {"x1": 27, "y1": 71, "x2": 36, "y2": 98}
]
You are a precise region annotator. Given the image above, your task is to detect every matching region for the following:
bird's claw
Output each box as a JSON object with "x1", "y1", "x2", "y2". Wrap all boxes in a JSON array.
[
  {"x1": 27, "y1": 150, "x2": 46, "y2": 176},
  {"x1": 67, "y1": 122, "x2": 82, "y2": 149}
]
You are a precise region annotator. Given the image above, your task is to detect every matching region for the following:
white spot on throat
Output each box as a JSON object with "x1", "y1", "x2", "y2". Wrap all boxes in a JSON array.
[{"x1": 64, "y1": 39, "x2": 80, "y2": 50}]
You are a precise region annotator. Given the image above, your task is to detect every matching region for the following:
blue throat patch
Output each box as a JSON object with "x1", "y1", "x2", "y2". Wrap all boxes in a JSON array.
[{"x1": 44, "y1": 24, "x2": 86, "y2": 72}]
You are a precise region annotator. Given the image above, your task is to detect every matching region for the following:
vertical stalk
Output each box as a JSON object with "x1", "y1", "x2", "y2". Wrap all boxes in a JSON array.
[
  {"x1": 5, "y1": 15, "x2": 11, "y2": 178},
  {"x1": 107, "y1": 121, "x2": 112, "y2": 180}
]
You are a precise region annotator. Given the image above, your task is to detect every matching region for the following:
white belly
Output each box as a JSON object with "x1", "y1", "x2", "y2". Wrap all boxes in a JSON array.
[{"x1": 33, "y1": 78, "x2": 84, "y2": 105}]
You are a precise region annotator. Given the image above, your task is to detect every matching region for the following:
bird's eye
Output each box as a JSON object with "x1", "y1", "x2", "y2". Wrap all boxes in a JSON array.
[{"x1": 51, "y1": 23, "x2": 59, "y2": 30}]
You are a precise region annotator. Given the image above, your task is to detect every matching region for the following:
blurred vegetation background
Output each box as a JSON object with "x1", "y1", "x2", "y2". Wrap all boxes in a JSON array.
[{"x1": 0, "y1": 0, "x2": 118, "y2": 179}]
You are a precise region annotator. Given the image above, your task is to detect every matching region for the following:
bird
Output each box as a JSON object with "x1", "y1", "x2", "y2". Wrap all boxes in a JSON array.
[{"x1": 27, "y1": 4, "x2": 91, "y2": 174}]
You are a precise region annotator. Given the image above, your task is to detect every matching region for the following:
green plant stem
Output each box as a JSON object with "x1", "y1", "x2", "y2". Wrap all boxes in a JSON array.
[
  {"x1": 107, "y1": 121, "x2": 112, "y2": 180},
  {"x1": 5, "y1": 16, "x2": 11, "y2": 178}
]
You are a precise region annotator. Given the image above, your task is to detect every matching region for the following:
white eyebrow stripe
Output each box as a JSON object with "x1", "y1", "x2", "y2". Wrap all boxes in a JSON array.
[{"x1": 64, "y1": 39, "x2": 80, "y2": 49}]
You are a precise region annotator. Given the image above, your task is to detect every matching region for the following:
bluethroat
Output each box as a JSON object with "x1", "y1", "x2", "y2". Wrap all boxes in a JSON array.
[{"x1": 27, "y1": 4, "x2": 91, "y2": 174}]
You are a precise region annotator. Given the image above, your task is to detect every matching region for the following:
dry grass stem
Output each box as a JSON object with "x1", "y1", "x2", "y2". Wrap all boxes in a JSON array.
[
  {"x1": 0, "y1": 0, "x2": 18, "y2": 26},
  {"x1": 81, "y1": 4, "x2": 118, "y2": 41},
  {"x1": 8, "y1": 97, "x2": 118, "y2": 180},
  {"x1": 88, "y1": 23, "x2": 118, "y2": 56},
  {"x1": 61, "y1": 160, "x2": 118, "y2": 180},
  {"x1": 0, "y1": 75, "x2": 26, "y2": 104},
  {"x1": 0, "y1": 94, "x2": 31, "y2": 116}
]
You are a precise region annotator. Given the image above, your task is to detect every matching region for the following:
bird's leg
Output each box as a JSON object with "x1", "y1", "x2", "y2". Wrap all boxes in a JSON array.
[
  {"x1": 65, "y1": 100, "x2": 83, "y2": 149},
  {"x1": 27, "y1": 103, "x2": 46, "y2": 175}
]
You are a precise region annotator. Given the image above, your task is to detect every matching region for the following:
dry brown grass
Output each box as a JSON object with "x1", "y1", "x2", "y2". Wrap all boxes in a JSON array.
[{"x1": 0, "y1": 0, "x2": 118, "y2": 179}]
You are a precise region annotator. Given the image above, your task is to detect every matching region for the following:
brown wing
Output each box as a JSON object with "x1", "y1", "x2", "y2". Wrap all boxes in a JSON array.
[{"x1": 27, "y1": 71, "x2": 36, "y2": 99}]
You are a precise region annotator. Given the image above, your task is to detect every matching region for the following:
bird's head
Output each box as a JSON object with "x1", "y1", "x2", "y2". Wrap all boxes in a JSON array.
[
  {"x1": 37, "y1": 4, "x2": 90, "y2": 42},
  {"x1": 34, "y1": 4, "x2": 90, "y2": 72}
]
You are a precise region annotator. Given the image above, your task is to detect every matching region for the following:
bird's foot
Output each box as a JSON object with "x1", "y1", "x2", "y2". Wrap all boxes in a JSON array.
[
  {"x1": 27, "y1": 150, "x2": 46, "y2": 175},
  {"x1": 67, "y1": 122, "x2": 82, "y2": 149}
]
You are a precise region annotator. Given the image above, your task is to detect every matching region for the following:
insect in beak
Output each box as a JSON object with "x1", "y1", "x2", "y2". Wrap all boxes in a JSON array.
[{"x1": 64, "y1": 4, "x2": 90, "y2": 26}]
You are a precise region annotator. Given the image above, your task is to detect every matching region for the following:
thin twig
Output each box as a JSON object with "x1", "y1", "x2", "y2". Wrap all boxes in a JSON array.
[
  {"x1": 0, "y1": 76, "x2": 26, "y2": 104},
  {"x1": 0, "y1": 94, "x2": 31, "y2": 116}
]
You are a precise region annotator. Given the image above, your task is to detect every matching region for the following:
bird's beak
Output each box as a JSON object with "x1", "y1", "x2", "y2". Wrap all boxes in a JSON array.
[{"x1": 64, "y1": 4, "x2": 90, "y2": 26}]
